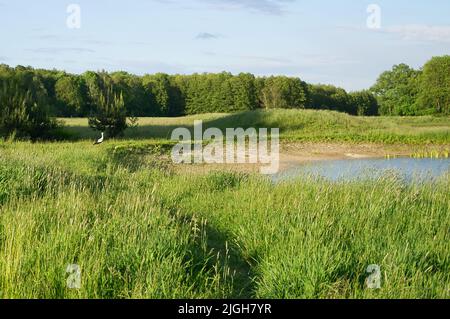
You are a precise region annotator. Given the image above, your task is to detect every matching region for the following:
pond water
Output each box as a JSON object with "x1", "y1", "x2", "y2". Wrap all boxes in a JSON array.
[{"x1": 272, "y1": 158, "x2": 450, "y2": 183}]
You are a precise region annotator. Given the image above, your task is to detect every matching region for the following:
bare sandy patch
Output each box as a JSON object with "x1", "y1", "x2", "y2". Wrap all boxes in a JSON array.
[{"x1": 172, "y1": 142, "x2": 450, "y2": 175}]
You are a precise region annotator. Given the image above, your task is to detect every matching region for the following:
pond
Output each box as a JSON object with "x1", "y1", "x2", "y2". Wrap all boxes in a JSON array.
[{"x1": 272, "y1": 158, "x2": 450, "y2": 183}]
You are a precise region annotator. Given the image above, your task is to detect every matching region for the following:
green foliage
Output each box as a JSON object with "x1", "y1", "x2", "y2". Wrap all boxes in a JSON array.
[
  {"x1": 349, "y1": 90, "x2": 379, "y2": 116},
  {"x1": 86, "y1": 72, "x2": 128, "y2": 137},
  {"x1": 178, "y1": 72, "x2": 260, "y2": 114},
  {"x1": 259, "y1": 76, "x2": 308, "y2": 109},
  {"x1": 142, "y1": 73, "x2": 172, "y2": 115},
  {"x1": 231, "y1": 73, "x2": 258, "y2": 111},
  {"x1": 55, "y1": 75, "x2": 87, "y2": 116},
  {"x1": 371, "y1": 64, "x2": 421, "y2": 116},
  {"x1": 0, "y1": 66, "x2": 56, "y2": 139},
  {"x1": 3, "y1": 55, "x2": 450, "y2": 123},
  {"x1": 111, "y1": 72, "x2": 150, "y2": 116},
  {"x1": 307, "y1": 84, "x2": 355, "y2": 114},
  {"x1": 417, "y1": 55, "x2": 450, "y2": 115}
]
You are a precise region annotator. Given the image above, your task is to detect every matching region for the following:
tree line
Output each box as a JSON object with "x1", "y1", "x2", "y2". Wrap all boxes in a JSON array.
[
  {"x1": 1, "y1": 55, "x2": 449, "y2": 138},
  {"x1": 371, "y1": 56, "x2": 450, "y2": 116}
]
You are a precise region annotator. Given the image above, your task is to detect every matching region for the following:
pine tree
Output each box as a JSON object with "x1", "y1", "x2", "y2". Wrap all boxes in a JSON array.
[{"x1": 88, "y1": 74, "x2": 128, "y2": 137}]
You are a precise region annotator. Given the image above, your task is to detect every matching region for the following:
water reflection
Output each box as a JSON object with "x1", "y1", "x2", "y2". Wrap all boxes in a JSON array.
[{"x1": 272, "y1": 158, "x2": 450, "y2": 183}]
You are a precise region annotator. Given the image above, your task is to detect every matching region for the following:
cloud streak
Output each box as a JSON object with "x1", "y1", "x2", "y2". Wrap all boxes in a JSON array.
[
  {"x1": 381, "y1": 25, "x2": 450, "y2": 43},
  {"x1": 205, "y1": 0, "x2": 296, "y2": 15},
  {"x1": 195, "y1": 32, "x2": 222, "y2": 40},
  {"x1": 26, "y1": 47, "x2": 95, "y2": 54},
  {"x1": 156, "y1": 0, "x2": 296, "y2": 15}
]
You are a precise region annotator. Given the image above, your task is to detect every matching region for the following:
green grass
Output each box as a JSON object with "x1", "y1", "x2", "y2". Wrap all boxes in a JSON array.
[
  {"x1": 61, "y1": 109, "x2": 450, "y2": 144},
  {"x1": 0, "y1": 140, "x2": 449, "y2": 299}
]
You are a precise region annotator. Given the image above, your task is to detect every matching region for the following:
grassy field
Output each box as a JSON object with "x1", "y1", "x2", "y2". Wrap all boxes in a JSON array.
[
  {"x1": 1, "y1": 110, "x2": 450, "y2": 299},
  {"x1": 61, "y1": 109, "x2": 450, "y2": 144}
]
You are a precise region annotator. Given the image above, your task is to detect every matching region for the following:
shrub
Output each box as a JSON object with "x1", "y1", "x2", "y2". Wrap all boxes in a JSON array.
[
  {"x1": 86, "y1": 72, "x2": 128, "y2": 137},
  {"x1": 0, "y1": 70, "x2": 56, "y2": 140}
]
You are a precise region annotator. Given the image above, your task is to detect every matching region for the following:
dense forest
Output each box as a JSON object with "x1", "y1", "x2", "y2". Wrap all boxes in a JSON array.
[{"x1": 0, "y1": 55, "x2": 449, "y2": 138}]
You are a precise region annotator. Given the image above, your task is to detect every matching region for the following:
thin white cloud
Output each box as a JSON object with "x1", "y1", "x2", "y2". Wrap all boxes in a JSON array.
[
  {"x1": 204, "y1": 0, "x2": 296, "y2": 15},
  {"x1": 113, "y1": 59, "x2": 189, "y2": 75},
  {"x1": 34, "y1": 34, "x2": 113, "y2": 46},
  {"x1": 204, "y1": 52, "x2": 358, "y2": 68},
  {"x1": 156, "y1": 0, "x2": 296, "y2": 15},
  {"x1": 340, "y1": 24, "x2": 450, "y2": 44},
  {"x1": 195, "y1": 32, "x2": 222, "y2": 40},
  {"x1": 26, "y1": 48, "x2": 96, "y2": 54},
  {"x1": 382, "y1": 25, "x2": 450, "y2": 43},
  {"x1": 33, "y1": 34, "x2": 153, "y2": 47}
]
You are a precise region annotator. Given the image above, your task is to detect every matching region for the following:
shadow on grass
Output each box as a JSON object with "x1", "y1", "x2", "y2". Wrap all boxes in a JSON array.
[
  {"x1": 164, "y1": 205, "x2": 256, "y2": 298},
  {"x1": 199, "y1": 223, "x2": 256, "y2": 298}
]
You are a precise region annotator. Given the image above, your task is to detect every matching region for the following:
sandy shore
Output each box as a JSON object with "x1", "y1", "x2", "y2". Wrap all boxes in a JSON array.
[
  {"x1": 173, "y1": 142, "x2": 450, "y2": 175},
  {"x1": 280, "y1": 142, "x2": 413, "y2": 169}
]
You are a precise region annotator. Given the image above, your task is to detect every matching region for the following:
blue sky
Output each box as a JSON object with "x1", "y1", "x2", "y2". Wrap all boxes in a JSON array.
[{"x1": 1, "y1": 0, "x2": 449, "y2": 90}]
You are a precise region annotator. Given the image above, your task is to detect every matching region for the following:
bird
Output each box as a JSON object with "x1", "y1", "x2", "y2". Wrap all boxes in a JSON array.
[{"x1": 93, "y1": 132, "x2": 104, "y2": 145}]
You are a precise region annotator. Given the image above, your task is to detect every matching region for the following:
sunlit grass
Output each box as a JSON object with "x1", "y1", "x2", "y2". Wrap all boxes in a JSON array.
[
  {"x1": 0, "y1": 140, "x2": 449, "y2": 299},
  {"x1": 60, "y1": 109, "x2": 450, "y2": 144}
]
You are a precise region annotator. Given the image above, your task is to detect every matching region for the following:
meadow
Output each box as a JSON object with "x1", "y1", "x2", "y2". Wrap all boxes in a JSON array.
[
  {"x1": 61, "y1": 109, "x2": 450, "y2": 144},
  {"x1": 1, "y1": 109, "x2": 450, "y2": 299}
]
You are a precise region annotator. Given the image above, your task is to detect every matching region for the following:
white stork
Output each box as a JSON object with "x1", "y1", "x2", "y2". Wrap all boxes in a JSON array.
[{"x1": 93, "y1": 132, "x2": 104, "y2": 145}]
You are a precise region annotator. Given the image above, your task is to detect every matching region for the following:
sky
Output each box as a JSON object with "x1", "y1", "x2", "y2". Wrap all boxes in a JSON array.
[{"x1": 0, "y1": 0, "x2": 449, "y2": 91}]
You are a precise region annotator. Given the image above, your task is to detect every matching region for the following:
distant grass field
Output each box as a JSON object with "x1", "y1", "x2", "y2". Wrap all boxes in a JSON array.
[
  {"x1": 61, "y1": 109, "x2": 450, "y2": 144},
  {"x1": 0, "y1": 140, "x2": 449, "y2": 298}
]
